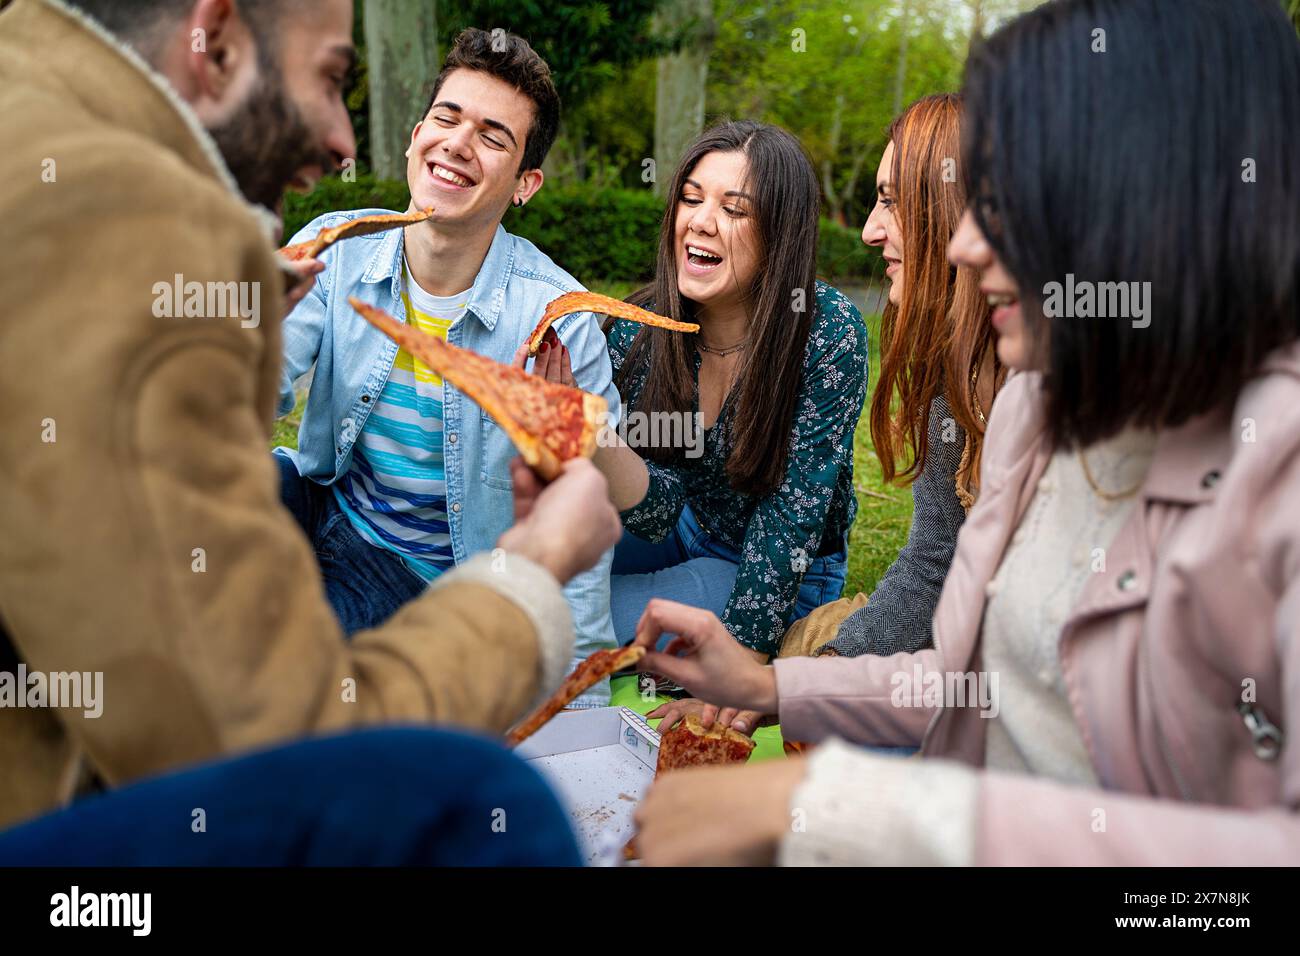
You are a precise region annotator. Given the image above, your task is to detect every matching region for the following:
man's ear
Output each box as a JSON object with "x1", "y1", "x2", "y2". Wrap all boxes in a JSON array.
[
  {"x1": 513, "y1": 168, "x2": 545, "y2": 207},
  {"x1": 406, "y1": 121, "x2": 424, "y2": 158},
  {"x1": 185, "y1": 0, "x2": 246, "y2": 106}
]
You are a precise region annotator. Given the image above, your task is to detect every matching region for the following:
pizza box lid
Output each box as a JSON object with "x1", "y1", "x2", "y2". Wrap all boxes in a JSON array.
[{"x1": 514, "y1": 707, "x2": 661, "y2": 866}]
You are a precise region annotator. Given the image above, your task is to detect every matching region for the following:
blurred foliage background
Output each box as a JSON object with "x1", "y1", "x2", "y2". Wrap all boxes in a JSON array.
[{"x1": 292, "y1": 0, "x2": 1057, "y2": 284}]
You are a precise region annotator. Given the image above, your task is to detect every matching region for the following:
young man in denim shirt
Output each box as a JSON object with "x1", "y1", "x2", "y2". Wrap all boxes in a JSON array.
[{"x1": 277, "y1": 28, "x2": 620, "y2": 703}]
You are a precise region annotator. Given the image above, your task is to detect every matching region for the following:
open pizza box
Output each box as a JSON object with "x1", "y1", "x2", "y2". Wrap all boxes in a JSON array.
[{"x1": 513, "y1": 706, "x2": 661, "y2": 866}]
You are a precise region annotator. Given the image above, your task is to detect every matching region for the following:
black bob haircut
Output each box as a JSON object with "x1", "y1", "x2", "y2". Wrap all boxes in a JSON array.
[{"x1": 963, "y1": 0, "x2": 1300, "y2": 448}]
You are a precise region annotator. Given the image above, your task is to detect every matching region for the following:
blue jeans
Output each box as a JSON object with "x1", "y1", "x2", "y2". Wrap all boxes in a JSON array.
[
  {"x1": 0, "y1": 728, "x2": 580, "y2": 866},
  {"x1": 276, "y1": 452, "x2": 427, "y2": 635},
  {"x1": 609, "y1": 505, "x2": 849, "y2": 649}
]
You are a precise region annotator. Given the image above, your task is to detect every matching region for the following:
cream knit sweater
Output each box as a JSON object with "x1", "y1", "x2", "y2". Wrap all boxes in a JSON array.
[{"x1": 781, "y1": 428, "x2": 1157, "y2": 866}]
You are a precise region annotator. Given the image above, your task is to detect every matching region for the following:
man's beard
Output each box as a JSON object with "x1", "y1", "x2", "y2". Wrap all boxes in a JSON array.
[{"x1": 209, "y1": 67, "x2": 333, "y2": 215}]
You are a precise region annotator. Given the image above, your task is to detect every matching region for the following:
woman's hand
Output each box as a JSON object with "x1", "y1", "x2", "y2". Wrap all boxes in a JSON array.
[
  {"x1": 631, "y1": 599, "x2": 779, "y2": 714},
  {"x1": 647, "y1": 698, "x2": 769, "y2": 736},
  {"x1": 510, "y1": 323, "x2": 650, "y2": 512},
  {"x1": 634, "y1": 757, "x2": 807, "y2": 866},
  {"x1": 511, "y1": 325, "x2": 575, "y2": 387}
]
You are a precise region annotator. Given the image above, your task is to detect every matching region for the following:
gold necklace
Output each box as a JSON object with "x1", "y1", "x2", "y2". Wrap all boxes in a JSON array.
[
  {"x1": 970, "y1": 363, "x2": 987, "y2": 427},
  {"x1": 1078, "y1": 448, "x2": 1143, "y2": 501}
]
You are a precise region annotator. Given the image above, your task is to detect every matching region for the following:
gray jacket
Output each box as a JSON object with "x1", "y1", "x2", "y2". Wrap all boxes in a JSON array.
[{"x1": 827, "y1": 395, "x2": 966, "y2": 657}]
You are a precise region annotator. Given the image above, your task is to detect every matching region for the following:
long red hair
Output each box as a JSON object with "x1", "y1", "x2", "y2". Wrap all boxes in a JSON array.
[{"x1": 869, "y1": 93, "x2": 999, "y2": 498}]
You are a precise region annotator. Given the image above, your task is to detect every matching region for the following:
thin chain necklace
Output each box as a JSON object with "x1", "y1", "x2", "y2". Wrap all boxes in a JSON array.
[
  {"x1": 970, "y1": 363, "x2": 987, "y2": 427},
  {"x1": 697, "y1": 338, "x2": 748, "y2": 357},
  {"x1": 1078, "y1": 448, "x2": 1143, "y2": 501},
  {"x1": 970, "y1": 349, "x2": 1002, "y2": 428}
]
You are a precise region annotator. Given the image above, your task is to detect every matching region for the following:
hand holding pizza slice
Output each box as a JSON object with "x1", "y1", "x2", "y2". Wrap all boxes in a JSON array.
[
  {"x1": 654, "y1": 712, "x2": 756, "y2": 773},
  {"x1": 623, "y1": 712, "x2": 757, "y2": 862},
  {"x1": 525, "y1": 291, "x2": 699, "y2": 357},
  {"x1": 350, "y1": 298, "x2": 606, "y2": 481}
]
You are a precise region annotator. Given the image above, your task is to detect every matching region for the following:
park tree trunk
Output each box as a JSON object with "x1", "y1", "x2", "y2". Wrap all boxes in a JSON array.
[
  {"x1": 892, "y1": 0, "x2": 911, "y2": 117},
  {"x1": 969, "y1": 0, "x2": 986, "y2": 47},
  {"x1": 821, "y1": 29, "x2": 871, "y2": 226},
  {"x1": 365, "y1": 0, "x2": 439, "y2": 180},
  {"x1": 653, "y1": 0, "x2": 715, "y2": 198}
]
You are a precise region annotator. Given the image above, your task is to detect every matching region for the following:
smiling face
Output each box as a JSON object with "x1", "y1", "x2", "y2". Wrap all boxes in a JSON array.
[
  {"x1": 862, "y1": 140, "x2": 904, "y2": 307},
  {"x1": 673, "y1": 150, "x2": 761, "y2": 312},
  {"x1": 406, "y1": 68, "x2": 541, "y2": 231},
  {"x1": 948, "y1": 209, "x2": 1032, "y2": 370}
]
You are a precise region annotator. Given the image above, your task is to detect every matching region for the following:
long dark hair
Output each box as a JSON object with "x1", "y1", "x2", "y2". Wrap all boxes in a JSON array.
[
  {"x1": 964, "y1": 0, "x2": 1300, "y2": 447},
  {"x1": 619, "y1": 120, "x2": 821, "y2": 496}
]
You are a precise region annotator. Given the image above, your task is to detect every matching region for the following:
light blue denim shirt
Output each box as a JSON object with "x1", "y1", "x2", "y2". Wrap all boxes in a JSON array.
[{"x1": 276, "y1": 209, "x2": 622, "y2": 705}]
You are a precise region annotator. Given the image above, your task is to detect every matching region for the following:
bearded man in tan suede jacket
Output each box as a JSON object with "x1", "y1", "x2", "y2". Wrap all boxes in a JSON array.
[{"x1": 0, "y1": 0, "x2": 620, "y2": 839}]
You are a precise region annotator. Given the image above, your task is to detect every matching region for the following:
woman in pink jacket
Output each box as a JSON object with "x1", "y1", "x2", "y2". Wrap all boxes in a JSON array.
[{"x1": 630, "y1": 0, "x2": 1300, "y2": 866}]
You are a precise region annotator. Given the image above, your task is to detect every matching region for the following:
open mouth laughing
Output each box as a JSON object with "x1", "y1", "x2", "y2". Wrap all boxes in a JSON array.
[{"x1": 684, "y1": 242, "x2": 724, "y2": 276}]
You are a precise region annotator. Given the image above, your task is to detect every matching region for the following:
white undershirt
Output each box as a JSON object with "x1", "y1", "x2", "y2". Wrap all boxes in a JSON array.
[{"x1": 981, "y1": 426, "x2": 1158, "y2": 783}]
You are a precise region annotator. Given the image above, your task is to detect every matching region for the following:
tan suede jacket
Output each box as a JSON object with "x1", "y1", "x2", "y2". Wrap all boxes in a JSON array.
[{"x1": 0, "y1": 0, "x2": 572, "y2": 830}]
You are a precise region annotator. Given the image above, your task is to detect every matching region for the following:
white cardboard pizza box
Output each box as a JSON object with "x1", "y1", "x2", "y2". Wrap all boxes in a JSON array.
[{"x1": 513, "y1": 706, "x2": 661, "y2": 866}]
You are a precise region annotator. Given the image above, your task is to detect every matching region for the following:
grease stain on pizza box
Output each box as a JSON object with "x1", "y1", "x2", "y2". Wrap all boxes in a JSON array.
[{"x1": 513, "y1": 707, "x2": 660, "y2": 866}]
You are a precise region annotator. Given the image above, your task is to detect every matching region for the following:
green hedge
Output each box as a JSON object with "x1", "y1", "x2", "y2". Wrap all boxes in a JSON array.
[
  {"x1": 511, "y1": 186, "x2": 664, "y2": 283},
  {"x1": 284, "y1": 175, "x2": 878, "y2": 283}
]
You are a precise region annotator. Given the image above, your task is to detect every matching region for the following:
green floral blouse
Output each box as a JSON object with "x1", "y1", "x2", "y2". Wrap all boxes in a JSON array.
[{"x1": 609, "y1": 280, "x2": 869, "y2": 654}]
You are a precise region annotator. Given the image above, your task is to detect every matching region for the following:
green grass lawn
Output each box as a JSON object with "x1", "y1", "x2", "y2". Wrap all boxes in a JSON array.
[
  {"x1": 271, "y1": 287, "x2": 911, "y2": 600},
  {"x1": 843, "y1": 310, "x2": 911, "y2": 598}
]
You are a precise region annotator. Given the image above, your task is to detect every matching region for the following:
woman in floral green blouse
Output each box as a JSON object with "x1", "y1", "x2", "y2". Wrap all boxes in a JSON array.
[{"x1": 526, "y1": 120, "x2": 868, "y2": 674}]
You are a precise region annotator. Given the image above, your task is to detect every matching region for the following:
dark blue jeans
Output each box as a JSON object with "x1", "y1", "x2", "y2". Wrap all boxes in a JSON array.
[
  {"x1": 609, "y1": 505, "x2": 849, "y2": 648},
  {"x1": 0, "y1": 728, "x2": 580, "y2": 866},
  {"x1": 275, "y1": 452, "x2": 427, "y2": 635}
]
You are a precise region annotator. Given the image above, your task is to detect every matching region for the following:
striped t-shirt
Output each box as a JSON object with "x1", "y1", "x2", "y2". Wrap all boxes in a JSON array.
[{"x1": 333, "y1": 261, "x2": 469, "y2": 581}]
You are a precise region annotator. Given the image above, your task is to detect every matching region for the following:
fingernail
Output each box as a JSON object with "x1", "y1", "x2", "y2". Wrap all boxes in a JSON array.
[{"x1": 540, "y1": 342, "x2": 549, "y2": 353}]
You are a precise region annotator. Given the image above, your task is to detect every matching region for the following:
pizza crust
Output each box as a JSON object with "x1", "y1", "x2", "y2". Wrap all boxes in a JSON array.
[
  {"x1": 505, "y1": 645, "x2": 647, "y2": 746},
  {"x1": 279, "y1": 207, "x2": 434, "y2": 261},
  {"x1": 526, "y1": 291, "x2": 700, "y2": 356}
]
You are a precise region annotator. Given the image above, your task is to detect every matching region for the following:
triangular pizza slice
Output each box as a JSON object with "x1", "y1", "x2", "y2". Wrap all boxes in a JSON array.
[
  {"x1": 525, "y1": 291, "x2": 699, "y2": 356},
  {"x1": 350, "y1": 297, "x2": 606, "y2": 481}
]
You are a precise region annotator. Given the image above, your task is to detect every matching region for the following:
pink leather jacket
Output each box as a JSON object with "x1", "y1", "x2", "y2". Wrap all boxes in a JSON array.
[{"x1": 774, "y1": 343, "x2": 1300, "y2": 864}]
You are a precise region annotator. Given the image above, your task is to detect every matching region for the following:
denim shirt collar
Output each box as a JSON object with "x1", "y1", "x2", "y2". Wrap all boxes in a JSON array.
[{"x1": 358, "y1": 222, "x2": 514, "y2": 332}]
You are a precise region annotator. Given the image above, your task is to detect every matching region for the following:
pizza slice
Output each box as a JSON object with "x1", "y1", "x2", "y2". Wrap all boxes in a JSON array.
[
  {"x1": 279, "y1": 207, "x2": 434, "y2": 261},
  {"x1": 525, "y1": 291, "x2": 699, "y2": 356},
  {"x1": 505, "y1": 646, "x2": 648, "y2": 747},
  {"x1": 620, "y1": 714, "x2": 757, "y2": 863},
  {"x1": 350, "y1": 298, "x2": 606, "y2": 481},
  {"x1": 654, "y1": 713, "x2": 756, "y2": 773}
]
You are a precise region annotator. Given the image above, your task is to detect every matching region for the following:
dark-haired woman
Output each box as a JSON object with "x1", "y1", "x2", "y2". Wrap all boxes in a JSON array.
[
  {"x1": 661, "y1": 96, "x2": 1004, "y2": 735},
  {"x1": 628, "y1": 0, "x2": 1300, "y2": 865},
  {"x1": 527, "y1": 120, "x2": 868, "y2": 671}
]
